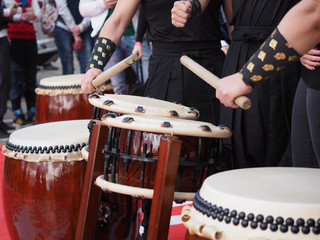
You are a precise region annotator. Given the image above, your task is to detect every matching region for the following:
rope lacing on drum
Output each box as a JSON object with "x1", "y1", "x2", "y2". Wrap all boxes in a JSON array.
[
  {"x1": 38, "y1": 84, "x2": 81, "y2": 90},
  {"x1": 193, "y1": 191, "x2": 320, "y2": 235},
  {"x1": 5, "y1": 141, "x2": 87, "y2": 154}
]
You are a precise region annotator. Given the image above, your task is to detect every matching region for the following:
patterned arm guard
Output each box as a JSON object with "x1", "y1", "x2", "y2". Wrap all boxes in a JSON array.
[
  {"x1": 87, "y1": 37, "x2": 117, "y2": 71},
  {"x1": 239, "y1": 28, "x2": 301, "y2": 88}
]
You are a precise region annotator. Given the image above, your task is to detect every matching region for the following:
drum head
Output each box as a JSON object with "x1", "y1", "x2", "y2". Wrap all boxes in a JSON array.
[
  {"x1": 36, "y1": 74, "x2": 113, "y2": 95},
  {"x1": 183, "y1": 167, "x2": 320, "y2": 240},
  {"x1": 101, "y1": 114, "x2": 231, "y2": 138},
  {"x1": 88, "y1": 94, "x2": 200, "y2": 119},
  {"x1": 3, "y1": 119, "x2": 90, "y2": 162}
]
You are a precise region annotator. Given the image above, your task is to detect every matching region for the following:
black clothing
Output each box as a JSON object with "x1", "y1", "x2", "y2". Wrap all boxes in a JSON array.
[
  {"x1": 142, "y1": 0, "x2": 223, "y2": 43},
  {"x1": 301, "y1": 44, "x2": 320, "y2": 90},
  {"x1": 142, "y1": 0, "x2": 225, "y2": 124},
  {"x1": 291, "y1": 44, "x2": 320, "y2": 168},
  {"x1": 135, "y1": 4, "x2": 147, "y2": 43},
  {"x1": 0, "y1": 36, "x2": 11, "y2": 120},
  {"x1": 220, "y1": 0, "x2": 301, "y2": 168},
  {"x1": 0, "y1": 0, "x2": 12, "y2": 121},
  {"x1": 291, "y1": 80, "x2": 320, "y2": 168},
  {"x1": 145, "y1": 41, "x2": 224, "y2": 124},
  {"x1": 0, "y1": 10, "x2": 12, "y2": 30}
]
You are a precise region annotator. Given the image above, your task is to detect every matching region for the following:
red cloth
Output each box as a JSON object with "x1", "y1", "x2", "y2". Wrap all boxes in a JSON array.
[{"x1": 7, "y1": 0, "x2": 36, "y2": 40}]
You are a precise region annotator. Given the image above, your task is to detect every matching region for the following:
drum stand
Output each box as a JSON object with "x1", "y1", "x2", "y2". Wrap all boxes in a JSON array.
[{"x1": 75, "y1": 123, "x2": 182, "y2": 240}]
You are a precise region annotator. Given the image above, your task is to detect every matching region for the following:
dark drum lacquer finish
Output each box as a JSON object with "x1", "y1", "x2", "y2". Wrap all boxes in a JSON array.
[
  {"x1": 94, "y1": 192, "x2": 140, "y2": 240},
  {"x1": 3, "y1": 157, "x2": 87, "y2": 240},
  {"x1": 36, "y1": 94, "x2": 94, "y2": 124},
  {"x1": 105, "y1": 127, "x2": 228, "y2": 193}
]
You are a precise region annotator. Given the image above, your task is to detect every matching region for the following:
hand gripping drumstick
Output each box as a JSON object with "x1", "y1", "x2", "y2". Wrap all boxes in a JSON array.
[
  {"x1": 91, "y1": 54, "x2": 139, "y2": 88},
  {"x1": 180, "y1": 55, "x2": 252, "y2": 110}
]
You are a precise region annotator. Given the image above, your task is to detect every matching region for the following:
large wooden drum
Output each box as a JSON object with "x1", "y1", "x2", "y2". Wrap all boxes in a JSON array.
[
  {"x1": 182, "y1": 167, "x2": 320, "y2": 240},
  {"x1": 95, "y1": 114, "x2": 232, "y2": 200},
  {"x1": 35, "y1": 74, "x2": 113, "y2": 124},
  {"x1": 2, "y1": 120, "x2": 90, "y2": 240}
]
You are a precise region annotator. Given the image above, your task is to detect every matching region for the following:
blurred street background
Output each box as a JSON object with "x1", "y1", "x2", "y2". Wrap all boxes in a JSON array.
[{"x1": 0, "y1": 57, "x2": 81, "y2": 145}]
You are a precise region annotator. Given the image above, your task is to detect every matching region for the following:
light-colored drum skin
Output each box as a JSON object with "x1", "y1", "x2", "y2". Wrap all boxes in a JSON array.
[
  {"x1": 88, "y1": 93, "x2": 200, "y2": 119},
  {"x1": 95, "y1": 114, "x2": 232, "y2": 200},
  {"x1": 2, "y1": 120, "x2": 90, "y2": 240},
  {"x1": 181, "y1": 167, "x2": 320, "y2": 240},
  {"x1": 35, "y1": 74, "x2": 113, "y2": 124}
]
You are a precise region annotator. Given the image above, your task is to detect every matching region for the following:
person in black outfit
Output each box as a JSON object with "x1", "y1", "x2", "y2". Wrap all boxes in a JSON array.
[
  {"x1": 213, "y1": 1, "x2": 320, "y2": 168},
  {"x1": 173, "y1": 0, "x2": 301, "y2": 168}
]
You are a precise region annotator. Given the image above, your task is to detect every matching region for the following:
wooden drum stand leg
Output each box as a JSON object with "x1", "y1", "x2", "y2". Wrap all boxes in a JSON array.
[
  {"x1": 76, "y1": 124, "x2": 109, "y2": 240},
  {"x1": 147, "y1": 135, "x2": 182, "y2": 240}
]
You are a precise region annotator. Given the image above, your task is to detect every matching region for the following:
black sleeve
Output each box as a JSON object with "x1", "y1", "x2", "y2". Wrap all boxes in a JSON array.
[
  {"x1": 0, "y1": 8, "x2": 14, "y2": 24},
  {"x1": 135, "y1": 5, "x2": 148, "y2": 43}
]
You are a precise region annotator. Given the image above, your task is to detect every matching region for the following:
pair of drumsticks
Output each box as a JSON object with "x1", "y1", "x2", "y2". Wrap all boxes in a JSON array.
[{"x1": 91, "y1": 55, "x2": 251, "y2": 110}]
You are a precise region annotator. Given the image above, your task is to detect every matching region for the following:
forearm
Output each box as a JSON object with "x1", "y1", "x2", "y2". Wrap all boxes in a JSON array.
[
  {"x1": 99, "y1": 0, "x2": 140, "y2": 44},
  {"x1": 87, "y1": 0, "x2": 140, "y2": 71}
]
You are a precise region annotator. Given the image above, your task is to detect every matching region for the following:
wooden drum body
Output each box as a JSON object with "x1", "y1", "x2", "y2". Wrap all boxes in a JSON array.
[
  {"x1": 36, "y1": 74, "x2": 113, "y2": 124},
  {"x1": 181, "y1": 168, "x2": 320, "y2": 240},
  {"x1": 96, "y1": 114, "x2": 231, "y2": 200},
  {"x1": 2, "y1": 120, "x2": 90, "y2": 240}
]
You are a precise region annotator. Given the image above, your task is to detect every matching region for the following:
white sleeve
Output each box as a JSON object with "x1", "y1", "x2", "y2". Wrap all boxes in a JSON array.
[
  {"x1": 31, "y1": 0, "x2": 41, "y2": 22},
  {"x1": 55, "y1": 0, "x2": 76, "y2": 29},
  {"x1": 79, "y1": 0, "x2": 107, "y2": 18}
]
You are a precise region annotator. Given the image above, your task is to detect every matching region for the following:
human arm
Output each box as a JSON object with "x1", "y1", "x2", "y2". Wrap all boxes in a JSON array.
[
  {"x1": 81, "y1": 0, "x2": 141, "y2": 93},
  {"x1": 216, "y1": 0, "x2": 320, "y2": 108}
]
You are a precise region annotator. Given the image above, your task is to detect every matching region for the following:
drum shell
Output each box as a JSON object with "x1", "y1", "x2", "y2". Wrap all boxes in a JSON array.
[
  {"x1": 36, "y1": 93, "x2": 94, "y2": 124},
  {"x1": 94, "y1": 192, "x2": 140, "y2": 240},
  {"x1": 107, "y1": 128, "x2": 227, "y2": 193},
  {"x1": 2, "y1": 156, "x2": 86, "y2": 240}
]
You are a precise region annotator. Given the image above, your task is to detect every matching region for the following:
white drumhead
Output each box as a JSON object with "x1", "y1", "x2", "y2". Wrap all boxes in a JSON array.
[
  {"x1": 2, "y1": 120, "x2": 90, "y2": 162},
  {"x1": 182, "y1": 167, "x2": 320, "y2": 240},
  {"x1": 36, "y1": 74, "x2": 83, "y2": 95},
  {"x1": 88, "y1": 94, "x2": 200, "y2": 119},
  {"x1": 100, "y1": 114, "x2": 231, "y2": 138},
  {"x1": 36, "y1": 74, "x2": 113, "y2": 95},
  {"x1": 39, "y1": 74, "x2": 84, "y2": 87}
]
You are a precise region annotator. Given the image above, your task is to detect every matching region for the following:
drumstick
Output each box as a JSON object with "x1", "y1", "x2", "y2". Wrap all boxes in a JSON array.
[
  {"x1": 91, "y1": 54, "x2": 139, "y2": 88},
  {"x1": 180, "y1": 55, "x2": 252, "y2": 110}
]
